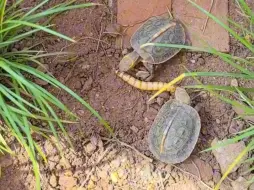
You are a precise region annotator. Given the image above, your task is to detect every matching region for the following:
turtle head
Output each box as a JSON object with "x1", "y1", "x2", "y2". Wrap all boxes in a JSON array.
[{"x1": 119, "y1": 51, "x2": 139, "y2": 72}]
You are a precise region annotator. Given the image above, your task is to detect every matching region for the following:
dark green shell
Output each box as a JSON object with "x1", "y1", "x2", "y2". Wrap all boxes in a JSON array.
[
  {"x1": 148, "y1": 100, "x2": 201, "y2": 164},
  {"x1": 131, "y1": 14, "x2": 186, "y2": 64}
]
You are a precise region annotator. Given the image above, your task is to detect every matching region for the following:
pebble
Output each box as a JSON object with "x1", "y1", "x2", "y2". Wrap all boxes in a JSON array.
[
  {"x1": 82, "y1": 77, "x2": 93, "y2": 92},
  {"x1": 130, "y1": 125, "x2": 139, "y2": 133},
  {"x1": 158, "y1": 92, "x2": 170, "y2": 99},
  {"x1": 106, "y1": 48, "x2": 115, "y2": 56},
  {"x1": 197, "y1": 57, "x2": 205, "y2": 65},
  {"x1": 156, "y1": 97, "x2": 164, "y2": 106},
  {"x1": 122, "y1": 48, "x2": 128, "y2": 55},
  {"x1": 49, "y1": 174, "x2": 57, "y2": 187},
  {"x1": 231, "y1": 176, "x2": 249, "y2": 190},
  {"x1": 192, "y1": 156, "x2": 213, "y2": 181},
  {"x1": 74, "y1": 80, "x2": 82, "y2": 89},
  {"x1": 216, "y1": 118, "x2": 221, "y2": 124},
  {"x1": 213, "y1": 170, "x2": 222, "y2": 183},
  {"x1": 136, "y1": 71, "x2": 150, "y2": 80},
  {"x1": 143, "y1": 107, "x2": 158, "y2": 120},
  {"x1": 97, "y1": 169, "x2": 108, "y2": 179},
  {"x1": 114, "y1": 53, "x2": 120, "y2": 59},
  {"x1": 211, "y1": 138, "x2": 247, "y2": 174},
  {"x1": 229, "y1": 119, "x2": 245, "y2": 134},
  {"x1": 231, "y1": 79, "x2": 238, "y2": 87},
  {"x1": 85, "y1": 143, "x2": 96, "y2": 155},
  {"x1": 0, "y1": 155, "x2": 12, "y2": 167},
  {"x1": 111, "y1": 158, "x2": 121, "y2": 168},
  {"x1": 58, "y1": 175, "x2": 77, "y2": 189},
  {"x1": 99, "y1": 51, "x2": 105, "y2": 57}
]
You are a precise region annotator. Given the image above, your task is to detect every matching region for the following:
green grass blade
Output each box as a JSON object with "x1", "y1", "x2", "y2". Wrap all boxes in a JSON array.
[
  {"x1": 184, "y1": 85, "x2": 254, "y2": 93},
  {"x1": 141, "y1": 43, "x2": 254, "y2": 75},
  {"x1": 187, "y1": 0, "x2": 254, "y2": 53},
  {"x1": 22, "y1": 0, "x2": 49, "y2": 19},
  {"x1": 25, "y1": 3, "x2": 99, "y2": 22},
  {"x1": 5, "y1": 20, "x2": 76, "y2": 42},
  {"x1": 214, "y1": 140, "x2": 254, "y2": 190}
]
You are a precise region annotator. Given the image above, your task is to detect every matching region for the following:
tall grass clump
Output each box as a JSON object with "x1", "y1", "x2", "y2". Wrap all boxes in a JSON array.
[
  {"x1": 142, "y1": 0, "x2": 253, "y2": 189},
  {"x1": 0, "y1": 0, "x2": 112, "y2": 189}
]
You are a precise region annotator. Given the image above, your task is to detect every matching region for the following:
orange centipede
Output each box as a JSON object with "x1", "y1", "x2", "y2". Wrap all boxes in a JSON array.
[{"x1": 115, "y1": 70, "x2": 175, "y2": 93}]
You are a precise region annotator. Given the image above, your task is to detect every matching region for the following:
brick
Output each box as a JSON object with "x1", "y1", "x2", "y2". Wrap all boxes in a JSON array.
[
  {"x1": 172, "y1": 0, "x2": 229, "y2": 52},
  {"x1": 117, "y1": 0, "x2": 172, "y2": 48}
]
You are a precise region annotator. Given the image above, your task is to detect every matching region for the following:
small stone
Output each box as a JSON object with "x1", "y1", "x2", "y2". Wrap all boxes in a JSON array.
[
  {"x1": 105, "y1": 23, "x2": 122, "y2": 37},
  {"x1": 231, "y1": 79, "x2": 238, "y2": 87},
  {"x1": 114, "y1": 53, "x2": 120, "y2": 59},
  {"x1": 130, "y1": 125, "x2": 139, "y2": 133},
  {"x1": 158, "y1": 92, "x2": 170, "y2": 99},
  {"x1": 233, "y1": 105, "x2": 254, "y2": 122},
  {"x1": 213, "y1": 171, "x2": 221, "y2": 183},
  {"x1": 74, "y1": 80, "x2": 82, "y2": 89},
  {"x1": 156, "y1": 97, "x2": 164, "y2": 106},
  {"x1": 82, "y1": 77, "x2": 93, "y2": 92},
  {"x1": 97, "y1": 169, "x2": 108, "y2": 179},
  {"x1": 111, "y1": 158, "x2": 121, "y2": 168},
  {"x1": 49, "y1": 174, "x2": 57, "y2": 187},
  {"x1": 59, "y1": 76, "x2": 65, "y2": 84},
  {"x1": 231, "y1": 176, "x2": 249, "y2": 190},
  {"x1": 197, "y1": 57, "x2": 205, "y2": 65},
  {"x1": 122, "y1": 49, "x2": 128, "y2": 55},
  {"x1": 143, "y1": 107, "x2": 158, "y2": 121},
  {"x1": 211, "y1": 138, "x2": 247, "y2": 174},
  {"x1": 106, "y1": 48, "x2": 115, "y2": 56},
  {"x1": 0, "y1": 155, "x2": 12, "y2": 167},
  {"x1": 216, "y1": 118, "x2": 221, "y2": 124},
  {"x1": 99, "y1": 51, "x2": 105, "y2": 57},
  {"x1": 229, "y1": 120, "x2": 245, "y2": 134},
  {"x1": 190, "y1": 59, "x2": 196, "y2": 64},
  {"x1": 175, "y1": 87, "x2": 191, "y2": 105},
  {"x1": 140, "y1": 163, "x2": 153, "y2": 180},
  {"x1": 90, "y1": 135, "x2": 98, "y2": 147},
  {"x1": 118, "y1": 168, "x2": 127, "y2": 179},
  {"x1": 192, "y1": 156, "x2": 213, "y2": 181},
  {"x1": 146, "y1": 97, "x2": 156, "y2": 105},
  {"x1": 58, "y1": 175, "x2": 77, "y2": 189},
  {"x1": 85, "y1": 143, "x2": 96, "y2": 155},
  {"x1": 165, "y1": 164, "x2": 173, "y2": 172},
  {"x1": 136, "y1": 71, "x2": 150, "y2": 80}
]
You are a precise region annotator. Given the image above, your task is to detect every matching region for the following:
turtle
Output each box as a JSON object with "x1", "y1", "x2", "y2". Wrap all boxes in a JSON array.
[
  {"x1": 148, "y1": 87, "x2": 201, "y2": 164},
  {"x1": 119, "y1": 13, "x2": 187, "y2": 81}
]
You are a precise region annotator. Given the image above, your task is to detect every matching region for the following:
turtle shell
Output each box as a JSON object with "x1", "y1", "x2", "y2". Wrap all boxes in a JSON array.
[
  {"x1": 130, "y1": 14, "x2": 186, "y2": 64},
  {"x1": 148, "y1": 100, "x2": 201, "y2": 164}
]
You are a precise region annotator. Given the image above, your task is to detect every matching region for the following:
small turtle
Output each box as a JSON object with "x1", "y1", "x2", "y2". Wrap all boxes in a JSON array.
[
  {"x1": 119, "y1": 13, "x2": 186, "y2": 81},
  {"x1": 148, "y1": 87, "x2": 201, "y2": 164}
]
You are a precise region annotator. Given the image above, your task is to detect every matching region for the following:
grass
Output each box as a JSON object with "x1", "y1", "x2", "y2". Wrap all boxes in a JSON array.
[
  {"x1": 142, "y1": 0, "x2": 254, "y2": 189},
  {"x1": 0, "y1": 0, "x2": 112, "y2": 189}
]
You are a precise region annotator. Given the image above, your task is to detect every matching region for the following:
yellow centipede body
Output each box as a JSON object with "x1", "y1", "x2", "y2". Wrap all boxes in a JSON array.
[{"x1": 115, "y1": 70, "x2": 176, "y2": 93}]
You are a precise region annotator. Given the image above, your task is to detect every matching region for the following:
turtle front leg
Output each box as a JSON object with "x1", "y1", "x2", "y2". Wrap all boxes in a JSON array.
[
  {"x1": 119, "y1": 51, "x2": 140, "y2": 72},
  {"x1": 136, "y1": 62, "x2": 154, "y2": 81}
]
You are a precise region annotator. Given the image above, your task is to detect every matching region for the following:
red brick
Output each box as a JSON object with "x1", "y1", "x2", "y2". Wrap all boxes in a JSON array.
[
  {"x1": 117, "y1": 0, "x2": 172, "y2": 48},
  {"x1": 172, "y1": 0, "x2": 229, "y2": 52}
]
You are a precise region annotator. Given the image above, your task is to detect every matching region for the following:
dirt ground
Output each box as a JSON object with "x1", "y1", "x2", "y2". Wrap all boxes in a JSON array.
[{"x1": 0, "y1": 0, "x2": 253, "y2": 190}]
